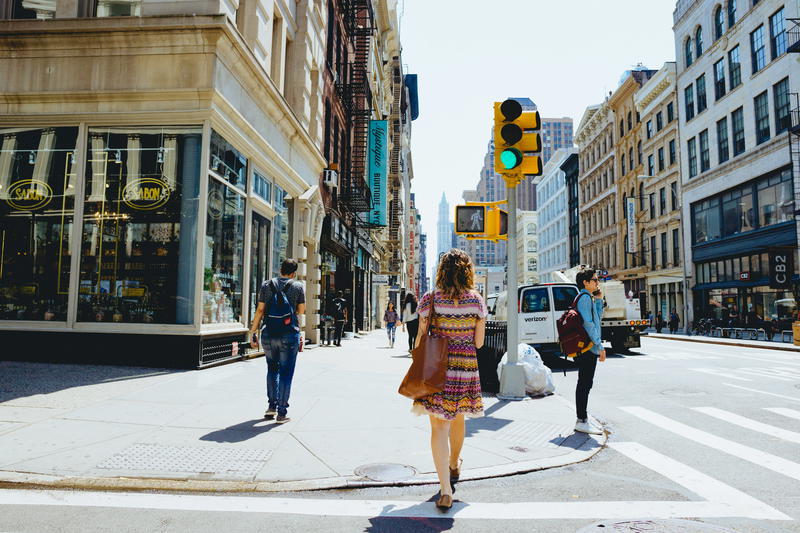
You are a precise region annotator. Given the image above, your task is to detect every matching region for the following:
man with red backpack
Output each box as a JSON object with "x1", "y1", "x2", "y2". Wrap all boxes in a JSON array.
[
  {"x1": 249, "y1": 259, "x2": 306, "y2": 424},
  {"x1": 572, "y1": 269, "x2": 606, "y2": 435}
]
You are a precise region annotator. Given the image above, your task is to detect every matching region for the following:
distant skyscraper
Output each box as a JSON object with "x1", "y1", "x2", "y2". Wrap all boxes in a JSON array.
[{"x1": 437, "y1": 192, "x2": 451, "y2": 260}]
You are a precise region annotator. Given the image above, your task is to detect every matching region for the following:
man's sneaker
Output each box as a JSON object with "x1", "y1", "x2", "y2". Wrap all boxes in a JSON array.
[
  {"x1": 575, "y1": 418, "x2": 603, "y2": 435},
  {"x1": 276, "y1": 415, "x2": 291, "y2": 424},
  {"x1": 264, "y1": 408, "x2": 277, "y2": 420}
]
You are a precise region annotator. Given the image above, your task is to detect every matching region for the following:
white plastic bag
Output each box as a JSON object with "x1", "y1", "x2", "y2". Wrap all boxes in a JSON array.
[{"x1": 496, "y1": 344, "x2": 555, "y2": 396}]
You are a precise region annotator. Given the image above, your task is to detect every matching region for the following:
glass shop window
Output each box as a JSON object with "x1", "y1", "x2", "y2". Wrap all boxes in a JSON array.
[
  {"x1": 78, "y1": 127, "x2": 202, "y2": 324},
  {"x1": 757, "y1": 170, "x2": 793, "y2": 228},
  {"x1": 0, "y1": 127, "x2": 78, "y2": 321},
  {"x1": 209, "y1": 130, "x2": 247, "y2": 193},
  {"x1": 96, "y1": 0, "x2": 142, "y2": 16},
  {"x1": 253, "y1": 171, "x2": 272, "y2": 204},
  {"x1": 271, "y1": 185, "x2": 290, "y2": 278}
]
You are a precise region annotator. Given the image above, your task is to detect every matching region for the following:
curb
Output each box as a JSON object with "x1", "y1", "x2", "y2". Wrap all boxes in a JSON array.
[
  {"x1": 647, "y1": 333, "x2": 800, "y2": 352},
  {"x1": 0, "y1": 433, "x2": 606, "y2": 494}
]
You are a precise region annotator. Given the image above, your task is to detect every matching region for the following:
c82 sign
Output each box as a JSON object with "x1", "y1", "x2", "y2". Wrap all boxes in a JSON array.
[{"x1": 769, "y1": 249, "x2": 794, "y2": 289}]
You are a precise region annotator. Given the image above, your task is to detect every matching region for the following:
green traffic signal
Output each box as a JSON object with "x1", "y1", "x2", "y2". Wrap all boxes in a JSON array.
[{"x1": 500, "y1": 148, "x2": 522, "y2": 170}]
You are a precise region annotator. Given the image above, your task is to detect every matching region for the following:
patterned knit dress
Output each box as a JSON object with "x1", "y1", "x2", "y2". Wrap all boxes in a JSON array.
[{"x1": 411, "y1": 289, "x2": 487, "y2": 421}]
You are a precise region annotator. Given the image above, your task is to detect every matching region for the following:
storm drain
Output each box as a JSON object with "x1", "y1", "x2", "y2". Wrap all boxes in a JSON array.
[
  {"x1": 354, "y1": 463, "x2": 417, "y2": 482},
  {"x1": 96, "y1": 444, "x2": 272, "y2": 476},
  {"x1": 578, "y1": 519, "x2": 741, "y2": 532}
]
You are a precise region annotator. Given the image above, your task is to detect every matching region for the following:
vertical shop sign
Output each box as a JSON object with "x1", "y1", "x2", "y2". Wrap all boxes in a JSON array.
[
  {"x1": 626, "y1": 197, "x2": 637, "y2": 253},
  {"x1": 368, "y1": 120, "x2": 388, "y2": 226},
  {"x1": 768, "y1": 248, "x2": 794, "y2": 289}
]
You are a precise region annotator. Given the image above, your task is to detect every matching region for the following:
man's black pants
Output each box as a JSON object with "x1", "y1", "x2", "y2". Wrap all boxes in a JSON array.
[
  {"x1": 575, "y1": 351, "x2": 598, "y2": 421},
  {"x1": 334, "y1": 320, "x2": 345, "y2": 345}
]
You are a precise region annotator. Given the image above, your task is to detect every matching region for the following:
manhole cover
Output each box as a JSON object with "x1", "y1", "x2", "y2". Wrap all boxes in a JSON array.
[
  {"x1": 661, "y1": 389, "x2": 708, "y2": 397},
  {"x1": 354, "y1": 463, "x2": 417, "y2": 482},
  {"x1": 578, "y1": 519, "x2": 741, "y2": 532}
]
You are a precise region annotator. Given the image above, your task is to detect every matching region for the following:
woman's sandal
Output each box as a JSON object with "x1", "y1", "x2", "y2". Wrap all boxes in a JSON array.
[
  {"x1": 449, "y1": 457, "x2": 463, "y2": 483},
  {"x1": 436, "y1": 493, "x2": 453, "y2": 511}
]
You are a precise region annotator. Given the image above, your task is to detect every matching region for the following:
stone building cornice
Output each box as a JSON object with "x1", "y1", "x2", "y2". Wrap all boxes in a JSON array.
[{"x1": 575, "y1": 101, "x2": 610, "y2": 147}]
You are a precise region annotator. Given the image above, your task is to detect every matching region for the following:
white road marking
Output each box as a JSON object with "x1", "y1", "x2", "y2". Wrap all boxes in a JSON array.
[
  {"x1": 735, "y1": 367, "x2": 800, "y2": 381},
  {"x1": 692, "y1": 407, "x2": 800, "y2": 444},
  {"x1": 691, "y1": 368, "x2": 752, "y2": 381},
  {"x1": 643, "y1": 339, "x2": 800, "y2": 366},
  {"x1": 765, "y1": 407, "x2": 800, "y2": 421},
  {"x1": 0, "y1": 443, "x2": 789, "y2": 520},
  {"x1": 620, "y1": 406, "x2": 800, "y2": 482},
  {"x1": 723, "y1": 383, "x2": 800, "y2": 403}
]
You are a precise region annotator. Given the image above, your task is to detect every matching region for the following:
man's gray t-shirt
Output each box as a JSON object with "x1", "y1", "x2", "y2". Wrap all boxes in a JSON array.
[{"x1": 258, "y1": 277, "x2": 306, "y2": 316}]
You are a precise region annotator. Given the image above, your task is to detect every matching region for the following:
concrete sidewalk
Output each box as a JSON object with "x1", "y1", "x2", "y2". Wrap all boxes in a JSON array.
[{"x1": 0, "y1": 330, "x2": 603, "y2": 493}]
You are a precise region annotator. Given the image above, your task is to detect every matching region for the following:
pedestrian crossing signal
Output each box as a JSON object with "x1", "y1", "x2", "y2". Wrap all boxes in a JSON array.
[
  {"x1": 455, "y1": 205, "x2": 485, "y2": 234},
  {"x1": 455, "y1": 203, "x2": 508, "y2": 241}
]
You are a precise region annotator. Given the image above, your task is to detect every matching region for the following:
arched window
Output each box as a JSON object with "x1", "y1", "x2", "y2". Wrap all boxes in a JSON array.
[
  {"x1": 526, "y1": 223, "x2": 535, "y2": 235},
  {"x1": 527, "y1": 240, "x2": 537, "y2": 253},
  {"x1": 627, "y1": 111, "x2": 632, "y2": 130},
  {"x1": 726, "y1": 0, "x2": 736, "y2": 28},
  {"x1": 628, "y1": 147, "x2": 634, "y2": 169},
  {"x1": 527, "y1": 258, "x2": 536, "y2": 272},
  {"x1": 714, "y1": 5, "x2": 724, "y2": 40},
  {"x1": 695, "y1": 26, "x2": 704, "y2": 57},
  {"x1": 639, "y1": 183, "x2": 645, "y2": 210},
  {"x1": 637, "y1": 140, "x2": 642, "y2": 165},
  {"x1": 622, "y1": 193, "x2": 627, "y2": 219},
  {"x1": 619, "y1": 119, "x2": 624, "y2": 137},
  {"x1": 685, "y1": 37, "x2": 693, "y2": 67},
  {"x1": 621, "y1": 154, "x2": 626, "y2": 175}
]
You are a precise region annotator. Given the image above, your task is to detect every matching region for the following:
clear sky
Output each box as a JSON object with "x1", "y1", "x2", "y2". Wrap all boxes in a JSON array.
[{"x1": 398, "y1": 0, "x2": 678, "y2": 279}]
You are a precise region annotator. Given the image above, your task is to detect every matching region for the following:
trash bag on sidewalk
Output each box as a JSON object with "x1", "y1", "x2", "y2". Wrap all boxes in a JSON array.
[{"x1": 496, "y1": 344, "x2": 555, "y2": 396}]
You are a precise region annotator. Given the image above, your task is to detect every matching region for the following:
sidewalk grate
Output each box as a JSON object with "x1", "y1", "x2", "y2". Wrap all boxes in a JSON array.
[{"x1": 96, "y1": 444, "x2": 272, "y2": 476}]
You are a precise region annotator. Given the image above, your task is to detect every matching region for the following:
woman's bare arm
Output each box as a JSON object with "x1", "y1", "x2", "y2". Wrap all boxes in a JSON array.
[
  {"x1": 474, "y1": 318, "x2": 486, "y2": 349},
  {"x1": 415, "y1": 315, "x2": 429, "y2": 349}
]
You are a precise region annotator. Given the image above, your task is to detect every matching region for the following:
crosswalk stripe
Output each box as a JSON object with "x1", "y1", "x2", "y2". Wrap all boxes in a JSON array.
[
  {"x1": 692, "y1": 407, "x2": 800, "y2": 444},
  {"x1": 691, "y1": 368, "x2": 751, "y2": 381},
  {"x1": 764, "y1": 407, "x2": 800, "y2": 421},
  {"x1": 620, "y1": 406, "x2": 800, "y2": 481},
  {"x1": 723, "y1": 383, "x2": 800, "y2": 403}
]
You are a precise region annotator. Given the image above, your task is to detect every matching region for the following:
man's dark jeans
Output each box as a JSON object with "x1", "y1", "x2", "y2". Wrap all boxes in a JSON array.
[
  {"x1": 262, "y1": 332, "x2": 300, "y2": 417},
  {"x1": 334, "y1": 320, "x2": 345, "y2": 345},
  {"x1": 575, "y1": 351, "x2": 598, "y2": 421}
]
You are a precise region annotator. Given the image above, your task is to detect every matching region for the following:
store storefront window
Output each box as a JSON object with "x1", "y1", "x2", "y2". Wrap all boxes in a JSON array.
[
  {"x1": 209, "y1": 130, "x2": 247, "y2": 193},
  {"x1": 78, "y1": 127, "x2": 201, "y2": 324},
  {"x1": 271, "y1": 185, "x2": 289, "y2": 278},
  {"x1": 0, "y1": 127, "x2": 78, "y2": 321},
  {"x1": 722, "y1": 187, "x2": 754, "y2": 237},
  {"x1": 757, "y1": 169, "x2": 793, "y2": 228},
  {"x1": 204, "y1": 178, "x2": 246, "y2": 324}
]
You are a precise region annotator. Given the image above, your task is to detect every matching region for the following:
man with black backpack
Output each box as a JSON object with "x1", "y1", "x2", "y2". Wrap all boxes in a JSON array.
[
  {"x1": 249, "y1": 259, "x2": 306, "y2": 423},
  {"x1": 332, "y1": 290, "x2": 347, "y2": 347}
]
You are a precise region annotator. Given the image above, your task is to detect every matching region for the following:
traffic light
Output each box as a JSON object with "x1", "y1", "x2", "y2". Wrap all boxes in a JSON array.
[
  {"x1": 486, "y1": 207, "x2": 508, "y2": 237},
  {"x1": 493, "y1": 99, "x2": 542, "y2": 180},
  {"x1": 455, "y1": 203, "x2": 508, "y2": 241}
]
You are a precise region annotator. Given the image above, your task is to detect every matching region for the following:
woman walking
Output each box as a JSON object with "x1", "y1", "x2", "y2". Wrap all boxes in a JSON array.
[
  {"x1": 412, "y1": 249, "x2": 486, "y2": 511},
  {"x1": 384, "y1": 303, "x2": 400, "y2": 348},
  {"x1": 401, "y1": 292, "x2": 419, "y2": 354}
]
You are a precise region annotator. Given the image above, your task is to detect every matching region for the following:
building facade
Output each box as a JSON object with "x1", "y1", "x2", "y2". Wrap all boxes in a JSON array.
[
  {"x1": 674, "y1": 0, "x2": 799, "y2": 328},
  {"x1": 635, "y1": 62, "x2": 685, "y2": 323},
  {"x1": 537, "y1": 148, "x2": 575, "y2": 282},
  {"x1": 437, "y1": 192, "x2": 451, "y2": 260},
  {"x1": 562, "y1": 151, "x2": 581, "y2": 267}
]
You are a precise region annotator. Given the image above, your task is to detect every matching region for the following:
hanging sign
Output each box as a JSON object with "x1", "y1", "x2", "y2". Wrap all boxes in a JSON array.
[
  {"x1": 6, "y1": 179, "x2": 53, "y2": 211},
  {"x1": 626, "y1": 197, "x2": 637, "y2": 253},
  {"x1": 368, "y1": 120, "x2": 388, "y2": 226}
]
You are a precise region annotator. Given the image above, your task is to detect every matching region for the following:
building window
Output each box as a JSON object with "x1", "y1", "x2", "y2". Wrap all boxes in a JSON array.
[
  {"x1": 669, "y1": 139, "x2": 676, "y2": 165},
  {"x1": 646, "y1": 120, "x2": 653, "y2": 139},
  {"x1": 672, "y1": 228, "x2": 680, "y2": 266},
  {"x1": 658, "y1": 147, "x2": 665, "y2": 171},
  {"x1": 656, "y1": 112, "x2": 663, "y2": 131},
  {"x1": 621, "y1": 154, "x2": 626, "y2": 175},
  {"x1": 769, "y1": 7, "x2": 786, "y2": 59},
  {"x1": 713, "y1": 59, "x2": 726, "y2": 100},
  {"x1": 699, "y1": 129, "x2": 710, "y2": 172},
  {"x1": 619, "y1": 119, "x2": 624, "y2": 137},
  {"x1": 750, "y1": 25, "x2": 766, "y2": 74},
  {"x1": 670, "y1": 181, "x2": 678, "y2": 211},
  {"x1": 667, "y1": 102, "x2": 675, "y2": 122},
  {"x1": 754, "y1": 91, "x2": 771, "y2": 145},
  {"x1": 661, "y1": 232, "x2": 668, "y2": 268},
  {"x1": 649, "y1": 193, "x2": 656, "y2": 220},
  {"x1": 696, "y1": 74, "x2": 707, "y2": 113},
  {"x1": 627, "y1": 111, "x2": 632, "y2": 131},
  {"x1": 685, "y1": 38, "x2": 693, "y2": 67},
  {"x1": 254, "y1": 172, "x2": 272, "y2": 204},
  {"x1": 272, "y1": 186, "x2": 289, "y2": 278},
  {"x1": 773, "y1": 77, "x2": 790, "y2": 134},
  {"x1": 732, "y1": 107, "x2": 745, "y2": 156},
  {"x1": 714, "y1": 5, "x2": 725, "y2": 40},
  {"x1": 650, "y1": 235, "x2": 657, "y2": 268},
  {"x1": 717, "y1": 117, "x2": 730, "y2": 164},
  {"x1": 637, "y1": 142, "x2": 642, "y2": 165},
  {"x1": 695, "y1": 26, "x2": 704, "y2": 57},
  {"x1": 0, "y1": 127, "x2": 78, "y2": 321},
  {"x1": 692, "y1": 197, "x2": 721, "y2": 243},
  {"x1": 77, "y1": 127, "x2": 202, "y2": 325},
  {"x1": 639, "y1": 183, "x2": 645, "y2": 210},
  {"x1": 722, "y1": 186, "x2": 755, "y2": 237},
  {"x1": 757, "y1": 169, "x2": 793, "y2": 227},
  {"x1": 684, "y1": 85, "x2": 695, "y2": 121},
  {"x1": 660, "y1": 187, "x2": 667, "y2": 215},
  {"x1": 687, "y1": 137, "x2": 698, "y2": 178},
  {"x1": 647, "y1": 154, "x2": 654, "y2": 176},
  {"x1": 96, "y1": 0, "x2": 142, "y2": 17},
  {"x1": 727, "y1": 0, "x2": 736, "y2": 28},
  {"x1": 728, "y1": 45, "x2": 742, "y2": 89}
]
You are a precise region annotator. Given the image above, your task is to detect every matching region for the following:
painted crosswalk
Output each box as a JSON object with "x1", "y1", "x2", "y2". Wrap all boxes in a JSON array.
[
  {"x1": 765, "y1": 407, "x2": 800, "y2": 421},
  {"x1": 692, "y1": 406, "x2": 800, "y2": 444}
]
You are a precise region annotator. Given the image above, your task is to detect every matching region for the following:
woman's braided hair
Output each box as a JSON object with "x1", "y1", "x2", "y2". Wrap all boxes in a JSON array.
[{"x1": 435, "y1": 248, "x2": 475, "y2": 300}]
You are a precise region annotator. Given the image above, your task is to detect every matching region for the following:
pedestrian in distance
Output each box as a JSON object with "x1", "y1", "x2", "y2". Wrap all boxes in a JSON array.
[
  {"x1": 669, "y1": 308, "x2": 680, "y2": 334},
  {"x1": 412, "y1": 248, "x2": 487, "y2": 511},
  {"x1": 401, "y1": 292, "x2": 419, "y2": 354},
  {"x1": 384, "y1": 302, "x2": 400, "y2": 348},
  {"x1": 574, "y1": 268, "x2": 606, "y2": 435},
  {"x1": 249, "y1": 258, "x2": 306, "y2": 424},
  {"x1": 332, "y1": 291, "x2": 347, "y2": 347},
  {"x1": 655, "y1": 311, "x2": 664, "y2": 333}
]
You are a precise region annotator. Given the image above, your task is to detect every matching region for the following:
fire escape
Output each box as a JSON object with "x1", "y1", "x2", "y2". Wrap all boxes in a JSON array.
[
  {"x1": 788, "y1": 19, "x2": 800, "y2": 244},
  {"x1": 336, "y1": 0, "x2": 375, "y2": 217},
  {"x1": 387, "y1": 57, "x2": 404, "y2": 274}
]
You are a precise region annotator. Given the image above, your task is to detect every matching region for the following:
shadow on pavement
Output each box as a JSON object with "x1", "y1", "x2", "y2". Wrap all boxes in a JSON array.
[
  {"x1": 549, "y1": 433, "x2": 602, "y2": 451},
  {"x1": 364, "y1": 497, "x2": 456, "y2": 532},
  {"x1": 0, "y1": 360, "x2": 182, "y2": 403},
  {"x1": 199, "y1": 419, "x2": 279, "y2": 442}
]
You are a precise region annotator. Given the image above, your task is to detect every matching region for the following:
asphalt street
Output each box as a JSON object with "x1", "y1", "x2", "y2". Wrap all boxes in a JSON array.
[{"x1": 1, "y1": 335, "x2": 799, "y2": 533}]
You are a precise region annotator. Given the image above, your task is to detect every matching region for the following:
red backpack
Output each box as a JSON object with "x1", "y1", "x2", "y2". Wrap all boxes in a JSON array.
[{"x1": 556, "y1": 293, "x2": 595, "y2": 358}]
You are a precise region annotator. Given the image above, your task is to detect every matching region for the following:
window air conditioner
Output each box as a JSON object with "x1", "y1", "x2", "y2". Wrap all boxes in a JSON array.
[{"x1": 323, "y1": 169, "x2": 339, "y2": 188}]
